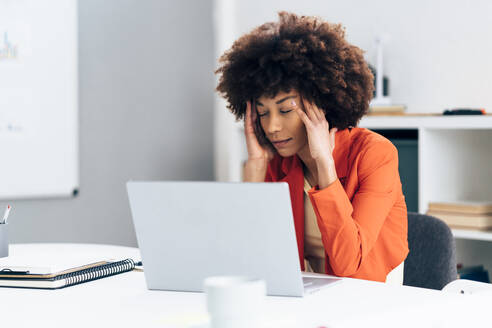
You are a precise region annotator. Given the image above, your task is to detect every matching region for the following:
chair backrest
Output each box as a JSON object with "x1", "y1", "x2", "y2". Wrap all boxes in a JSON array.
[{"x1": 404, "y1": 212, "x2": 458, "y2": 290}]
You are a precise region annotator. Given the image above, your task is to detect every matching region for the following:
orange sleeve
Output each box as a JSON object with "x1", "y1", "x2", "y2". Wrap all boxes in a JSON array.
[{"x1": 307, "y1": 139, "x2": 400, "y2": 276}]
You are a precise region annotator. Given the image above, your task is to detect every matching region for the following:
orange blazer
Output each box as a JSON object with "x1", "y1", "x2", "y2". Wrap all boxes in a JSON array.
[{"x1": 265, "y1": 127, "x2": 409, "y2": 282}]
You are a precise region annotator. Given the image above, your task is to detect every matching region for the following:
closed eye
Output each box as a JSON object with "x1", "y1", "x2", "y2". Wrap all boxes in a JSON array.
[{"x1": 258, "y1": 110, "x2": 292, "y2": 118}]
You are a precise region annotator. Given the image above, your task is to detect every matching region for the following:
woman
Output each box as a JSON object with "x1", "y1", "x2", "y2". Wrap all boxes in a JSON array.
[{"x1": 215, "y1": 12, "x2": 408, "y2": 283}]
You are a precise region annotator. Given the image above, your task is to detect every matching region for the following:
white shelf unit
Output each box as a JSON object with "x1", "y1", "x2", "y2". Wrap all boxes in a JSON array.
[
  {"x1": 452, "y1": 229, "x2": 492, "y2": 242},
  {"x1": 359, "y1": 115, "x2": 492, "y2": 275},
  {"x1": 359, "y1": 115, "x2": 492, "y2": 130},
  {"x1": 359, "y1": 115, "x2": 492, "y2": 243}
]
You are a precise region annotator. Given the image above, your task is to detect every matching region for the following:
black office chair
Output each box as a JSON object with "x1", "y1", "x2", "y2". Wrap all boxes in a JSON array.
[{"x1": 403, "y1": 212, "x2": 458, "y2": 290}]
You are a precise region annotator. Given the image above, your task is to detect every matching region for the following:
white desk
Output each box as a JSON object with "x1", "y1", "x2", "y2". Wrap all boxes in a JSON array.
[{"x1": 0, "y1": 244, "x2": 488, "y2": 328}]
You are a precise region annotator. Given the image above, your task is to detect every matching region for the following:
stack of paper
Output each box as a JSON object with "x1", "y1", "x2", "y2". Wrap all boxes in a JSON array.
[{"x1": 427, "y1": 201, "x2": 492, "y2": 230}]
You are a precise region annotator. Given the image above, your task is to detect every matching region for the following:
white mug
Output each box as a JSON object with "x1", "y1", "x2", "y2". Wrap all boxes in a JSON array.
[{"x1": 204, "y1": 276, "x2": 266, "y2": 328}]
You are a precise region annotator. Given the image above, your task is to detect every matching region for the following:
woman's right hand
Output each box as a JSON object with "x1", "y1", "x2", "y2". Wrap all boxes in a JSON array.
[{"x1": 244, "y1": 100, "x2": 274, "y2": 162}]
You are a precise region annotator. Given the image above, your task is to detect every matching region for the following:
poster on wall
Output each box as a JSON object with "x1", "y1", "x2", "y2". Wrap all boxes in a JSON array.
[{"x1": 0, "y1": 0, "x2": 78, "y2": 199}]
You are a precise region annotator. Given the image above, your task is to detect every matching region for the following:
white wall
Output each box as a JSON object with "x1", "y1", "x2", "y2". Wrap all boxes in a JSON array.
[
  {"x1": 1, "y1": 0, "x2": 215, "y2": 246},
  {"x1": 234, "y1": 0, "x2": 492, "y2": 113}
]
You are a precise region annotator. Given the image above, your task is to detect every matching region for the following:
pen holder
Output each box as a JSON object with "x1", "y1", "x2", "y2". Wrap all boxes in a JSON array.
[{"x1": 0, "y1": 223, "x2": 8, "y2": 258}]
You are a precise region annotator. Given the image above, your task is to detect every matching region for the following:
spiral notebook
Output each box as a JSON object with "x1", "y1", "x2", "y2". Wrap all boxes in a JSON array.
[{"x1": 0, "y1": 259, "x2": 136, "y2": 289}]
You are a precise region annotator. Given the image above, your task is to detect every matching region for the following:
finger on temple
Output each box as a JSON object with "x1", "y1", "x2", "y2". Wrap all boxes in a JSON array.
[
  {"x1": 295, "y1": 108, "x2": 307, "y2": 124},
  {"x1": 314, "y1": 105, "x2": 324, "y2": 121},
  {"x1": 251, "y1": 99, "x2": 257, "y2": 119},
  {"x1": 302, "y1": 97, "x2": 315, "y2": 121},
  {"x1": 244, "y1": 105, "x2": 252, "y2": 133}
]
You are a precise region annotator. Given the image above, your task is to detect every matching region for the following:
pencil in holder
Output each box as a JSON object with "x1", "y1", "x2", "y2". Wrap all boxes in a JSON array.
[{"x1": 0, "y1": 223, "x2": 8, "y2": 258}]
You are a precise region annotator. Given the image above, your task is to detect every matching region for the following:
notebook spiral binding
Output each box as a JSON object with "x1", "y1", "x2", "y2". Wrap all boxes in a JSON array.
[{"x1": 55, "y1": 259, "x2": 135, "y2": 288}]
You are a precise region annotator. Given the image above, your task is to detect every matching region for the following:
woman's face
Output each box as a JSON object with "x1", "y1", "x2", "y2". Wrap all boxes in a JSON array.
[{"x1": 256, "y1": 91, "x2": 308, "y2": 157}]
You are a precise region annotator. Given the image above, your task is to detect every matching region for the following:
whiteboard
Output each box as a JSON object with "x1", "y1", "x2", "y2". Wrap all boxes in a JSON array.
[{"x1": 0, "y1": 0, "x2": 78, "y2": 199}]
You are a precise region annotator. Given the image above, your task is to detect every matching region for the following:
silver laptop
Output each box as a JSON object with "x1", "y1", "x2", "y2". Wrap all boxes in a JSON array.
[{"x1": 127, "y1": 181, "x2": 340, "y2": 297}]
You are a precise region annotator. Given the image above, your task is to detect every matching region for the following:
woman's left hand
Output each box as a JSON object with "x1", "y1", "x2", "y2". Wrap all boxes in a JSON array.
[{"x1": 295, "y1": 98, "x2": 337, "y2": 164}]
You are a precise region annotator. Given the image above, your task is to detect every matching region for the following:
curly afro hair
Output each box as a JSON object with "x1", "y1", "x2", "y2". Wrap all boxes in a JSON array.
[{"x1": 215, "y1": 11, "x2": 374, "y2": 129}]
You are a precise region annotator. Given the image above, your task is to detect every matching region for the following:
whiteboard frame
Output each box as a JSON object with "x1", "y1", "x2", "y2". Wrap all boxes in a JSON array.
[{"x1": 0, "y1": 0, "x2": 79, "y2": 200}]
